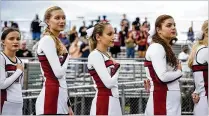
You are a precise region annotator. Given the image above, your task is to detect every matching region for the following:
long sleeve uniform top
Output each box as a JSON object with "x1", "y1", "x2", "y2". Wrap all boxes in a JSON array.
[
  {"x1": 36, "y1": 35, "x2": 70, "y2": 88},
  {"x1": 0, "y1": 52, "x2": 24, "y2": 103},
  {"x1": 144, "y1": 43, "x2": 182, "y2": 91},
  {"x1": 87, "y1": 50, "x2": 120, "y2": 98}
]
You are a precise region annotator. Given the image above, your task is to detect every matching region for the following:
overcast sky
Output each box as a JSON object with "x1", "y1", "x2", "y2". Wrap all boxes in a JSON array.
[
  {"x1": 1, "y1": 1, "x2": 208, "y2": 35},
  {"x1": 1, "y1": 1, "x2": 208, "y2": 20}
]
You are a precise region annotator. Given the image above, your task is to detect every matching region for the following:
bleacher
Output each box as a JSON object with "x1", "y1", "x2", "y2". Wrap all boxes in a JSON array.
[
  {"x1": 23, "y1": 58, "x2": 146, "y2": 90},
  {"x1": 22, "y1": 43, "x2": 184, "y2": 91}
]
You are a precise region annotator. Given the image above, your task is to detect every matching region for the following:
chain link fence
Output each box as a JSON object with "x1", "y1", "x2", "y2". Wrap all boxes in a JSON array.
[{"x1": 21, "y1": 58, "x2": 195, "y2": 115}]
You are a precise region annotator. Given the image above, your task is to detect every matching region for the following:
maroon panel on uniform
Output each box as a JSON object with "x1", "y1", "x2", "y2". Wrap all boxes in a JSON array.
[
  {"x1": 38, "y1": 55, "x2": 60, "y2": 114},
  {"x1": 88, "y1": 59, "x2": 116, "y2": 115},
  {"x1": 105, "y1": 60, "x2": 114, "y2": 67},
  {"x1": 89, "y1": 71, "x2": 112, "y2": 96},
  {"x1": 98, "y1": 88, "x2": 112, "y2": 96},
  {"x1": 148, "y1": 66, "x2": 167, "y2": 115},
  {"x1": 89, "y1": 70, "x2": 97, "y2": 76},
  {"x1": 110, "y1": 63, "x2": 120, "y2": 77},
  {"x1": 192, "y1": 65, "x2": 208, "y2": 72},
  {"x1": 5, "y1": 65, "x2": 16, "y2": 71},
  {"x1": 44, "y1": 84, "x2": 59, "y2": 114},
  {"x1": 93, "y1": 74, "x2": 106, "y2": 88},
  {"x1": 203, "y1": 71, "x2": 208, "y2": 97},
  {"x1": 88, "y1": 60, "x2": 115, "y2": 76},
  {"x1": 145, "y1": 60, "x2": 168, "y2": 115},
  {"x1": 0, "y1": 90, "x2": 7, "y2": 114},
  {"x1": 38, "y1": 55, "x2": 59, "y2": 86},
  {"x1": 144, "y1": 61, "x2": 152, "y2": 67},
  {"x1": 88, "y1": 60, "x2": 115, "y2": 94},
  {"x1": 153, "y1": 91, "x2": 167, "y2": 115},
  {"x1": 38, "y1": 55, "x2": 47, "y2": 61},
  {"x1": 96, "y1": 96, "x2": 109, "y2": 115}
]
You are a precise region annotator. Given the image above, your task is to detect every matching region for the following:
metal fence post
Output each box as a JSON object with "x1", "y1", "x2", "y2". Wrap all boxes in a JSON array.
[
  {"x1": 29, "y1": 92, "x2": 32, "y2": 114},
  {"x1": 81, "y1": 95, "x2": 85, "y2": 115},
  {"x1": 121, "y1": 84, "x2": 125, "y2": 115},
  {"x1": 74, "y1": 96, "x2": 77, "y2": 115},
  {"x1": 138, "y1": 90, "x2": 143, "y2": 113},
  {"x1": 23, "y1": 63, "x2": 29, "y2": 115},
  {"x1": 139, "y1": 62, "x2": 143, "y2": 113},
  {"x1": 23, "y1": 63, "x2": 29, "y2": 90}
]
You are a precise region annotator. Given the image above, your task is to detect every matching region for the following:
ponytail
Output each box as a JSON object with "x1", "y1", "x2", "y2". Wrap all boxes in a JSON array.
[
  {"x1": 87, "y1": 22, "x2": 110, "y2": 52},
  {"x1": 88, "y1": 36, "x2": 97, "y2": 51}
]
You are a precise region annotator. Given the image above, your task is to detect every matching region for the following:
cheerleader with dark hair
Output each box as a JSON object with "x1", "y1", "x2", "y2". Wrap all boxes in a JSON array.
[
  {"x1": 0, "y1": 28, "x2": 24, "y2": 115},
  {"x1": 144, "y1": 15, "x2": 182, "y2": 116}
]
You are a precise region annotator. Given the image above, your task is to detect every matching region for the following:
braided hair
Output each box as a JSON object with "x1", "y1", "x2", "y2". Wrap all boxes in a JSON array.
[{"x1": 43, "y1": 6, "x2": 67, "y2": 56}]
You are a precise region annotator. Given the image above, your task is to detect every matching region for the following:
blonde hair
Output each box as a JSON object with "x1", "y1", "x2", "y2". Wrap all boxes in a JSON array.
[
  {"x1": 188, "y1": 20, "x2": 208, "y2": 68},
  {"x1": 88, "y1": 22, "x2": 110, "y2": 51},
  {"x1": 43, "y1": 6, "x2": 66, "y2": 56},
  {"x1": 202, "y1": 20, "x2": 208, "y2": 38}
]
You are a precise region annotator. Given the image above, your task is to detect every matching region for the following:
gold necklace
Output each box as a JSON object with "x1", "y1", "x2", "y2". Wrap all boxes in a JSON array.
[{"x1": 96, "y1": 49, "x2": 110, "y2": 59}]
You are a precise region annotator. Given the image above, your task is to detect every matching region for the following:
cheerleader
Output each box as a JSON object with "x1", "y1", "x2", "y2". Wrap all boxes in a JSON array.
[
  {"x1": 87, "y1": 22, "x2": 122, "y2": 116},
  {"x1": 188, "y1": 20, "x2": 208, "y2": 116},
  {"x1": 144, "y1": 15, "x2": 182, "y2": 116},
  {"x1": 35, "y1": 6, "x2": 73, "y2": 115},
  {"x1": 0, "y1": 28, "x2": 24, "y2": 115}
]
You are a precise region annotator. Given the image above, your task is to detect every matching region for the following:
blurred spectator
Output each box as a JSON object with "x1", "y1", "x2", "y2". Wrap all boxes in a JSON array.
[
  {"x1": 69, "y1": 37, "x2": 81, "y2": 58},
  {"x1": 32, "y1": 41, "x2": 39, "y2": 57},
  {"x1": 59, "y1": 32, "x2": 70, "y2": 50},
  {"x1": 125, "y1": 31, "x2": 135, "y2": 58},
  {"x1": 101, "y1": 15, "x2": 109, "y2": 23},
  {"x1": 2, "y1": 21, "x2": 9, "y2": 32},
  {"x1": 10, "y1": 21, "x2": 19, "y2": 29},
  {"x1": 80, "y1": 37, "x2": 90, "y2": 73},
  {"x1": 120, "y1": 14, "x2": 130, "y2": 36},
  {"x1": 119, "y1": 26, "x2": 128, "y2": 47},
  {"x1": 69, "y1": 37, "x2": 82, "y2": 75},
  {"x1": 68, "y1": 25, "x2": 78, "y2": 44},
  {"x1": 88, "y1": 20, "x2": 94, "y2": 29},
  {"x1": 143, "y1": 17, "x2": 150, "y2": 31},
  {"x1": 136, "y1": 29, "x2": 149, "y2": 58},
  {"x1": 95, "y1": 16, "x2": 101, "y2": 23},
  {"x1": 16, "y1": 40, "x2": 33, "y2": 57},
  {"x1": 80, "y1": 37, "x2": 90, "y2": 58},
  {"x1": 132, "y1": 17, "x2": 141, "y2": 31},
  {"x1": 136, "y1": 22, "x2": 149, "y2": 57},
  {"x1": 131, "y1": 23, "x2": 140, "y2": 41},
  {"x1": 187, "y1": 27, "x2": 194, "y2": 42},
  {"x1": 31, "y1": 14, "x2": 42, "y2": 41},
  {"x1": 79, "y1": 21, "x2": 87, "y2": 37},
  {"x1": 178, "y1": 45, "x2": 191, "y2": 78},
  {"x1": 141, "y1": 21, "x2": 149, "y2": 32},
  {"x1": 120, "y1": 14, "x2": 130, "y2": 29},
  {"x1": 110, "y1": 28, "x2": 121, "y2": 58}
]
